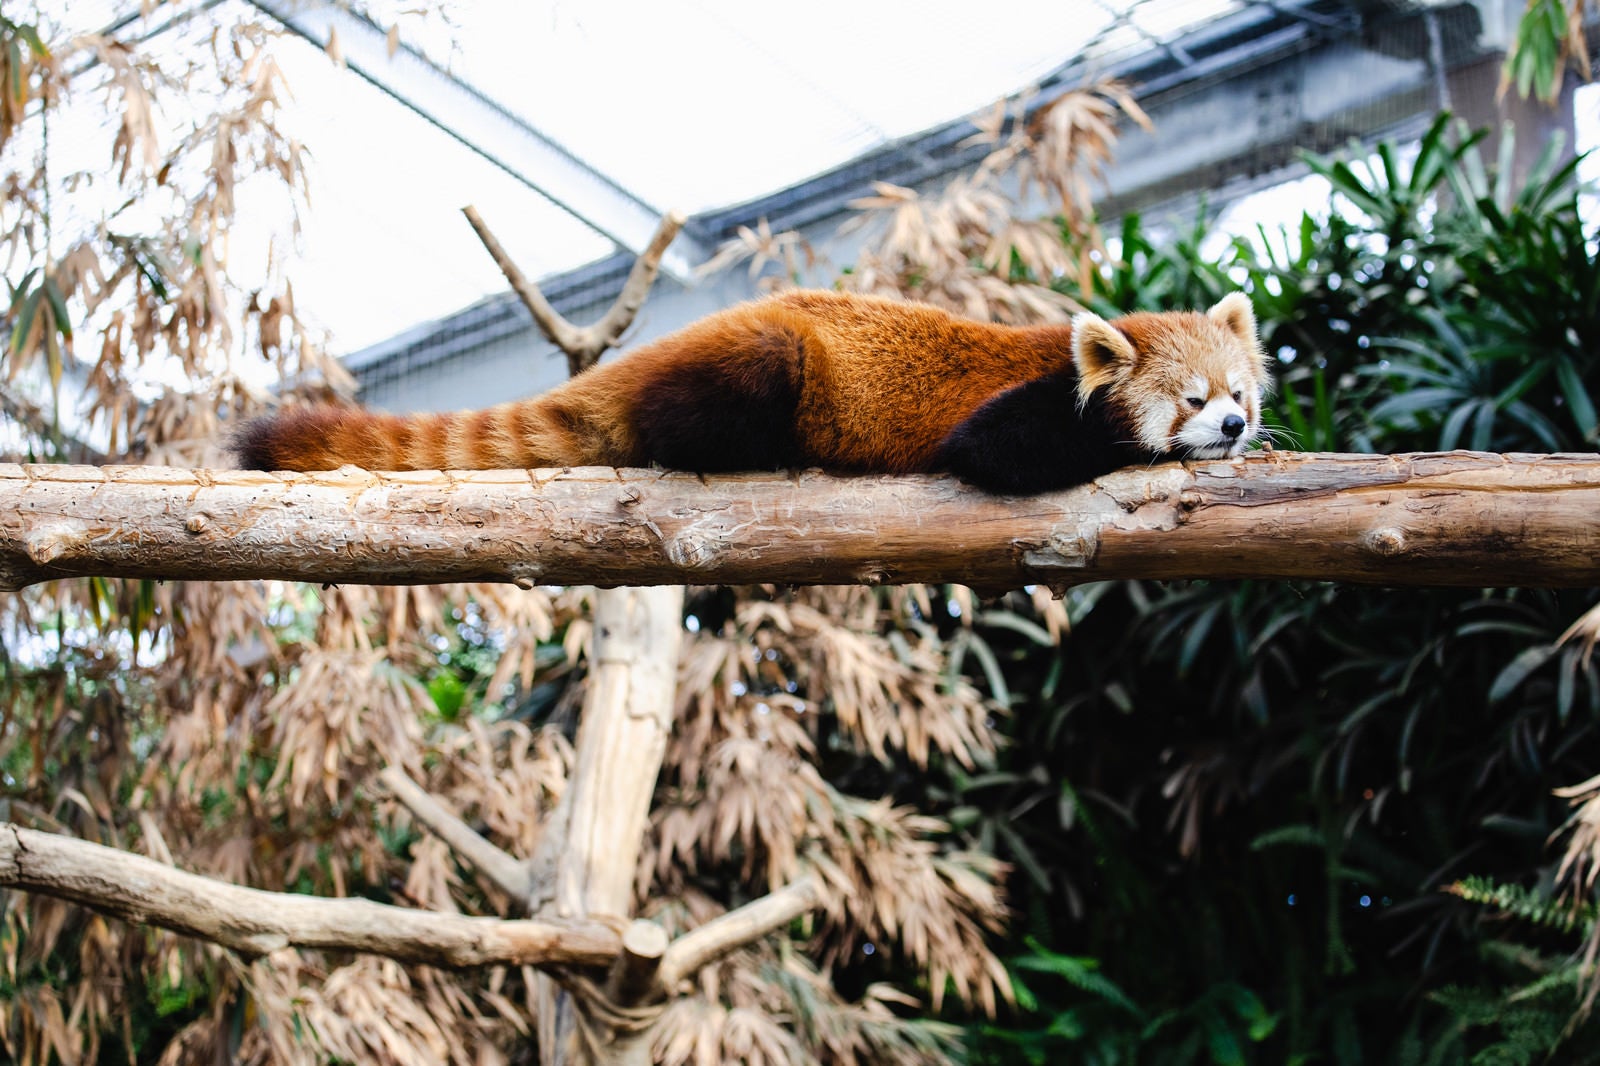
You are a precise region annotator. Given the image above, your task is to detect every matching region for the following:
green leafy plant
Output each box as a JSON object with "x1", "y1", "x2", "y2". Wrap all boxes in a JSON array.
[
  {"x1": 963, "y1": 115, "x2": 1600, "y2": 1063},
  {"x1": 1502, "y1": 0, "x2": 1593, "y2": 104},
  {"x1": 974, "y1": 938, "x2": 1277, "y2": 1066}
]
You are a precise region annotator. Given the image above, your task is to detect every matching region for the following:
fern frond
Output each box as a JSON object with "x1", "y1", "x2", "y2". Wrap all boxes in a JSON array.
[{"x1": 1445, "y1": 876, "x2": 1598, "y2": 937}]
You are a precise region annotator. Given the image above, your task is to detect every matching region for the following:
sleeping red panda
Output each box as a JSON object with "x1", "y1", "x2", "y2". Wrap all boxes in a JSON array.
[{"x1": 232, "y1": 289, "x2": 1268, "y2": 495}]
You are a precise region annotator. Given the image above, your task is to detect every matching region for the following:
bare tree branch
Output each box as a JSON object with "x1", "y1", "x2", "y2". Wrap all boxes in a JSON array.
[
  {"x1": 379, "y1": 765, "x2": 535, "y2": 901},
  {"x1": 4, "y1": 453, "x2": 1600, "y2": 592},
  {"x1": 585, "y1": 211, "x2": 686, "y2": 356},
  {"x1": 0, "y1": 822, "x2": 620, "y2": 969},
  {"x1": 461, "y1": 205, "x2": 685, "y2": 376},
  {"x1": 656, "y1": 877, "x2": 823, "y2": 994},
  {"x1": 461, "y1": 204, "x2": 587, "y2": 363},
  {"x1": 0, "y1": 382, "x2": 107, "y2": 464}
]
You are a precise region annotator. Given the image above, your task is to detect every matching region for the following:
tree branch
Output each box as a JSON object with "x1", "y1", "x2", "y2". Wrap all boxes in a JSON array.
[
  {"x1": 462, "y1": 205, "x2": 684, "y2": 376},
  {"x1": 379, "y1": 765, "x2": 535, "y2": 902},
  {"x1": 0, "y1": 382, "x2": 107, "y2": 464},
  {"x1": 656, "y1": 877, "x2": 823, "y2": 994},
  {"x1": 0, "y1": 822, "x2": 620, "y2": 969},
  {"x1": 586, "y1": 210, "x2": 685, "y2": 356},
  {"x1": 4, "y1": 452, "x2": 1600, "y2": 592}
]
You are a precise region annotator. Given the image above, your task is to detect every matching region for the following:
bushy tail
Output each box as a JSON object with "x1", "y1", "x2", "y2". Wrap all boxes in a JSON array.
[{"x1": 229, "y1": 396, "x2": 624, "y2": 472}]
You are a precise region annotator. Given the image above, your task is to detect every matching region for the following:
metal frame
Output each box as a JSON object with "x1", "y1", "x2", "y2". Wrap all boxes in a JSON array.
[
  {"x1": 86, "y1": 0, "x2": 1554, "y2": 397},
  {"x1": 349, "y1": 0, "x2": 1497, "y2": 399},
  {"x1": 245, "y1": 0, "x2": 708, "y2": 281}
]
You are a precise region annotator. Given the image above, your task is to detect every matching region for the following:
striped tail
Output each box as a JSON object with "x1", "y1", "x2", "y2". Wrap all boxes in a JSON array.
[{"x1": 229, "y1": 401, "x2": 590, "y2": 472}]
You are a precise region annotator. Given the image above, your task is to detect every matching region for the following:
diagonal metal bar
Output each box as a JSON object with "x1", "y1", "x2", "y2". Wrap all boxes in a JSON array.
[{"x1": 246, "y1": 0, "x2": 706, "y2": 281}]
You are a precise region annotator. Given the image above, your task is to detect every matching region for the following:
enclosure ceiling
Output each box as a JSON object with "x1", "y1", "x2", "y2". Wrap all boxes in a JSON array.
[{"x1": 52, "y1": 0, "x2": 1413, "y2": 352}]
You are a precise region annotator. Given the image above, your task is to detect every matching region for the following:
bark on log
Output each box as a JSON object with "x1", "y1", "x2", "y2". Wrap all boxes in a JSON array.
[
  {"x1": 0, "y1": 823, "x2": 620, "y2": 968},
  {"x1": 4, "y1": 452, "x2": 1600, "y2": 591}
]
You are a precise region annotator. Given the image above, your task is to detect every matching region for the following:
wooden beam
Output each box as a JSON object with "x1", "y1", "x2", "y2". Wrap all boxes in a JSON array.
[{"x1": 3, "y1": 452, "x2": 1599, "y2": 592}]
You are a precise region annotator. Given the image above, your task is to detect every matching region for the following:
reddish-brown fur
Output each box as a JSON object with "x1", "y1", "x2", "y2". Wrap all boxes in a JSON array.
[
  {"x1": 232, "y1": 290, "x2": 1263, "y2": 477},
  {"x1": 236, "y1": 291, "x2": 1080, "y2": 473}
]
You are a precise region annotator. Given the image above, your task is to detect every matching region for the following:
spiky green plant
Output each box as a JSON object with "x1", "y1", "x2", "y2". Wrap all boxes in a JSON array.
[{"x1": 962, "y1": 116, "x2": 1600, "y2": 1064}]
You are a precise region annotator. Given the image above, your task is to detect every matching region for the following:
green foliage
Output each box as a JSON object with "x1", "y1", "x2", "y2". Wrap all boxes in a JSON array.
[
  {"x1": 1502, "y1": 0, "x2": 1587, "y2": 105},
  {"x1": 1432, "y1": 944, "x2": 1600, "y2": 1065},
  {"x1": 5, "y1": 266, "x2": 74, "y2": 408},
  {"x1": 977, "y1": 938, "x2": 1277, "y2": 1065},
  {"x1": 964, "y1": 117, "x2": 1600, "y2": 1062},
  {"x1": 426, "y1": 669, "x2": 468, "y2": 721},
  {"x1": 1427, "y1": 879, "x2": 1600, "y2": 1062},
  {"x1": 1446, "y1": 876, "x2": 1596, "y2": 938}
]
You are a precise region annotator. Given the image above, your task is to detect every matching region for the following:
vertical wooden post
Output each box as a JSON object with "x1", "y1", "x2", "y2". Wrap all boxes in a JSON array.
[
  {"x1": 532, "y1": 585, "x2": 684, "y2": 1064},
  {"x1": 459, "y1": 206, "x2": 691, "y2": 1064}
]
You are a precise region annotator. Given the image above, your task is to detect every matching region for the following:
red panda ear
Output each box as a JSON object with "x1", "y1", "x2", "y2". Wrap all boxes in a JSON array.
[
  {"x1": 1207, "y1": 292, "x2": 1257, "y2": 344},
  {"x1": 1072, "y1": 312, "x2": 1138, "y2": 403}
]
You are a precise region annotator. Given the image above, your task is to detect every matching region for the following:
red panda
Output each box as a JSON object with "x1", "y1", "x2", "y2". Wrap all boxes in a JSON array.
[{"x1": 232, "y1": 289, "x2": 1267, "y2": 495}]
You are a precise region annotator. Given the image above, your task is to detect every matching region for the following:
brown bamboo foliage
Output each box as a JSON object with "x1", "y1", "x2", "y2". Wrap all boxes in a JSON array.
[{"x1": 0, "y1": 7, "x2": 1203, "y2": 1063}]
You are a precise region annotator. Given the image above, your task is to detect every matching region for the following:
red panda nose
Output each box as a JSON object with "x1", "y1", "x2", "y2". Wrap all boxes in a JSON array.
[{"x1": 1221, "y1": 414, "x2": 1246, "y2": 439}]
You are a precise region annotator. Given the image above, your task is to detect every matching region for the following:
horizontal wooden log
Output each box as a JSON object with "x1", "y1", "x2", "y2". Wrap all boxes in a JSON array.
[
  {"x1": 2, "y1": 452, "x2": 1599, "y2": 591},
  {"x1": 1, "y1": 823, "x2": 828, "y2": 981},
  {"x1": 0, "y1": 822, "x2": 620, "y2": 969}
]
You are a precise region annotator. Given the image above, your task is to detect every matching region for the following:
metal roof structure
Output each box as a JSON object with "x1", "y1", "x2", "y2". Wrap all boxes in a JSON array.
[
  {"x1": 59, "y1": 0, "x2": 1577, "y2": 406},
  {"x1": 329, "y1": 0, "x2": 1510, "y2": 403},
  {"x1": 689, "y1": 0, "x2": 1450, "y2": 243},
  {"x1": 245, "y1": 0, "x2": 711, "y2": 281}
]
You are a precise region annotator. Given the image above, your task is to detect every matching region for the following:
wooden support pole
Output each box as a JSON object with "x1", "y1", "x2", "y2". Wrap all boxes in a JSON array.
[
  {"x1": 531, "y1": 584, "x2": 685, "y2": 1063},
  {"x1": 461, "y1": 205, "x2": 691, "y2": 1066}
]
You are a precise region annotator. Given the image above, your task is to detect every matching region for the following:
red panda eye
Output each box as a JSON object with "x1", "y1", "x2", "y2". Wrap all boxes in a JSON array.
[
  {"x1": 1186, "y1": 397, "x2": 1205, "y2": 410},
  {"x1": 1231, "y1": 390, "x2": 1242, "y2": 403}
]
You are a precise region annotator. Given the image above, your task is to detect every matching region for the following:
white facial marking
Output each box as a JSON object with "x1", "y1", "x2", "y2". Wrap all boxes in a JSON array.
[
  {"x1": 1175, "y1": 391, "x2": 1255, "y2": 458},
  {"x1": 1108, "y1": 298, "x2": 1266, "y2": 458},
  {"x1": 1138, "y1": 401, "x2": 1174, "y2": 452}
]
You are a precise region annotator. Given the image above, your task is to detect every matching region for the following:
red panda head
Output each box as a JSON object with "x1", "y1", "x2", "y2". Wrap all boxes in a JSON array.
[{"x1": 1070, "y1": 293, "x2": 1269, "y2": 460}]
